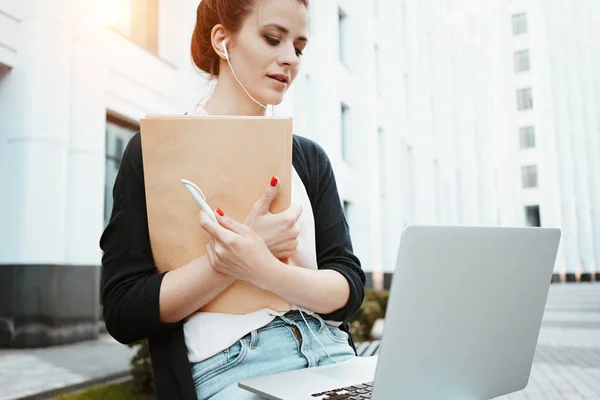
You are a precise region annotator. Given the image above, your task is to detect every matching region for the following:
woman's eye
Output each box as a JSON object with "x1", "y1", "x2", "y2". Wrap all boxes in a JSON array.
[
  {"x1": 264, "y1": 36, "x2": 280, "y2": 45},
  {"x1": 295, "y1": 48, "x2": 304, "y2": 56}
]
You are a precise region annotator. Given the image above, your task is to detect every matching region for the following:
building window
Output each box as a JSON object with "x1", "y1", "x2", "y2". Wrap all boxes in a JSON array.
[
  {"x1": 374, "y1": 45, "x2": 381, "y2": 95},
  {"x1": 378, "y1": 128, "x2": 386, "y2": 200},
  {"x1": 517, "y1": 88, "x2": 533, "y2": 110},
  {"x1": 338, "y1": 7, "x2": 348, "y2": 67},
  {"x1": 341, "y1": 103, "x2": 352, "y2": 163},
  {"x1": 519, "y1": 126, "x2": 536, "y2": 148},
  {"x1": 521, "y1": 165, "x2": 538, "y2": 188},
  {"x1": 343, "y1": 200, "x2": 352, "y2": 226},
  {"x1": 525, "y1": 205, "x2": 541, "y2": 227},
  {"x1": 512, "y1": 13, "x2": 527, "y2": 35},
  {"x1": 402, "y1": 1, "x2": 408, "y2": 44},
  {"x1": 105, "y1": 114, "x2": 138, "y2": 226},
  {"x1": 107, "y1": 0, "x2": 159, "y2": 54},
  {"x1": 514, "y1": 49, "x2": 530, "y2": 72}
]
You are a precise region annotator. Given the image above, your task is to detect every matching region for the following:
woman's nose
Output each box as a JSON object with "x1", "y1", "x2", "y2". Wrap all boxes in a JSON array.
[{"x1": 278, "y1": 44, "x2": 300, "y2": 67}]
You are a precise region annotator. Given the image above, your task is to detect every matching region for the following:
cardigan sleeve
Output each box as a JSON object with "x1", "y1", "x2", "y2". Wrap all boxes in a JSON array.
[
  {"x1": 300, "y1": 138, "x2": 366, "y2": 322},
  {"x1": 100, "y1": 133, "x2": 182, "y2": 345}
]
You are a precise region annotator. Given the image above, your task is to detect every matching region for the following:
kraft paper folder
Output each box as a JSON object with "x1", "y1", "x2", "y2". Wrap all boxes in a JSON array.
[{"x1": 140, "y1": 115, "x2": 292, "y2": 314}]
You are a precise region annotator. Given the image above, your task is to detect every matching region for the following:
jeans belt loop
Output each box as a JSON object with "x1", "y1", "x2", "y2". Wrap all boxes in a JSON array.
[{"x1": 249, "y1": 329, "x2": 258, "y2": 350}]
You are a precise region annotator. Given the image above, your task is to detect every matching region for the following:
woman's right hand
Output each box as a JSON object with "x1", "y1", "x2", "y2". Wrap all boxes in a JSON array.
[{"x1": 244, "y1": 176, "x2": 303, "y2": 260}]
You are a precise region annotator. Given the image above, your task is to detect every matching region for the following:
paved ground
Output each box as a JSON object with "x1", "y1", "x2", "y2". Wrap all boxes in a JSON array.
[
  {"x1": 497, "y1": 283, "x2": 600, "y2": 400},
  {"x1": 0, "y1": 335, "x2": 135, "y2": 400},
  {"x1": 0, "y1": 283, "x2": 598, "y2": 400}
]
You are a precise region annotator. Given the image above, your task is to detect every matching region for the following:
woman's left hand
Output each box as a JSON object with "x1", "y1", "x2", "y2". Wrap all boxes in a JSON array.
[{"x1": 199, "y1": 208, "x2": 278, "y2": 284}]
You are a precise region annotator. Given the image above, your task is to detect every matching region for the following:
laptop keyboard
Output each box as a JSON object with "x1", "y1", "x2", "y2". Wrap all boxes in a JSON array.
[{"x1": 310, "y1": 381, "x2": 374, "y2": 399}]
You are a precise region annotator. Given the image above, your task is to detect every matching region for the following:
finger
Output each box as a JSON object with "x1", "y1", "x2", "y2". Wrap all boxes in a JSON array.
[
  {"x1": 252, "y1": 176, "x2": 280, "y2": 215},
  {"x1": 279, "y1": 250, "x2": 297, "y2": 259},
  {"x1": 216, "y1": 209, "x2": 253, "y2": 236},
  {"x1": 199, "y1": 210, "x2": 226, "y2": 239},
  {"x1": 291, "y1": 222, "x2": 300, "y2": 238},
  {"x1": 283, "y1": 239, "x2": 299, "y2": 253},
  {"x1": 283, "y1": 204, "x2": 303, "y2": 222}
]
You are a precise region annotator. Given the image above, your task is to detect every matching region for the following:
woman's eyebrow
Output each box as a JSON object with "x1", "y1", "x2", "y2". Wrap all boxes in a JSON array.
[{"x1": 262, "y1": 23, "x2": 308, "y2": 42}]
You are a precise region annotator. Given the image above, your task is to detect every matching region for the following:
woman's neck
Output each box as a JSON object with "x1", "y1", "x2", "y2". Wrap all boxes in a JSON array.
[{"x1": 203, "y1": 74, "x2": 267, "y2": 117}]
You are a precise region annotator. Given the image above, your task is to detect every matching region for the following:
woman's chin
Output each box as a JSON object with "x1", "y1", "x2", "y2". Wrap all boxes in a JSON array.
[{"x1": 260, "y1": 91, "x2": 286, "y2": 107}]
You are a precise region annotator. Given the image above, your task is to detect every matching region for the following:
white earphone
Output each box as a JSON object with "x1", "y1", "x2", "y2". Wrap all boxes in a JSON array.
[
  {"x1": 220, "y1": 38, "x2": 276, "y2": 116},
  {"x1": 221, "y1": 40, "x2": 229, "y2": 60}
]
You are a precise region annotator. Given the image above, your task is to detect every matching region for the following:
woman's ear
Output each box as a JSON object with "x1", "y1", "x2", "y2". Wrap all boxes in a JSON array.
[{"x1": 211, "y1": 24, "x2": 230, "y2": 61}]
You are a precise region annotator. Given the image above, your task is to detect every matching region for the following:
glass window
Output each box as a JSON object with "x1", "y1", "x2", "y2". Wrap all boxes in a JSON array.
[
  {"x1": 343, "y1": 200, "x2": 352, "y2": 226},
  {"x1": 378, "y1": 128, "x2": 386, "y2": 200},
  {"x1": 521, "y1": 165, "x2": 538, "y2": 188},
  {"x1": 517, "y1": 88, "x2": 533, "y2": 110},
  {"x1": 105, "y1": 115, "x2": 139, "y2": 227},
  {"x1": 107, "y1": 0, "x2": 159, "y2": 54},
  {"x1": 519, "y1": 126, "x2": 536, "y2": 148},
  {"x1": 401, "y1": 1, "x2": 407, "y2": 47},
  {"x1": 338, "y1": 7, "x2": 348, "y2": 67},
  {"x1": 525, "y1": 205, "x2": 541, "y2": 227},
  {"x1": 512, "y1": 13, "x2": 527, "y2": 35},
  {"x1": 374, "y1": 45, "x2": 381, "y2": 95},
  {"x1": 514, "y1": 49, "x2": 530, "y2": 72},
  {"x1": 341, "y1": 103, "x2": 352, "y2": 163}
]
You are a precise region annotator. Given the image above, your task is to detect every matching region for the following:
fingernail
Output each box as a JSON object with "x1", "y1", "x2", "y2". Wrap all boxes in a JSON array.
[
  {"x1": 270, "y1": 176, "x2": 279, "y2": 187},
  {"x1": 216, "y1": 208, "x2": 224, "y2": 217}
]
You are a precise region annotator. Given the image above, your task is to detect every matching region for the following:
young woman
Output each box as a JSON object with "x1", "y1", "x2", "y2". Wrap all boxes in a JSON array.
[{"x1": 100, "y1": 0, "x2": 366, "y2": 399}]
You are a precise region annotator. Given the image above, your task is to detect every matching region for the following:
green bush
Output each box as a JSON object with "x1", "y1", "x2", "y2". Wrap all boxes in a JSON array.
[
  {"x1": 128, "y1": 340, "x2": 154, "y2": 395},
  {"x1": 54, "y1": 384, "x2": 140, "y2": 400},
  {"x1": 348, "y1": 289, "x2": 390, "y2": 343}
]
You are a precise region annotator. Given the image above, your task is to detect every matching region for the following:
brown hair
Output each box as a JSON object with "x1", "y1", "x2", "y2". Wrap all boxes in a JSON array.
[{"x1": 191, "y1": 0, "x2": 309, "y2": 77}]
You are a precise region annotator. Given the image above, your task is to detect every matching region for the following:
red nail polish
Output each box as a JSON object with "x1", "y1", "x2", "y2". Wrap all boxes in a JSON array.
[
  {"x1": 270, "y1": 176, "x2": 279, "y2": 187},
  {"x1": 216, "y1": 208, "x2": 224, "y2": 217}
]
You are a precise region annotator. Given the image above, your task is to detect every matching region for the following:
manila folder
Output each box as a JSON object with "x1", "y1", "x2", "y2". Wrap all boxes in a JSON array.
[{"x1": 140, "y1": 115, "x2": 292, "y2": 314}]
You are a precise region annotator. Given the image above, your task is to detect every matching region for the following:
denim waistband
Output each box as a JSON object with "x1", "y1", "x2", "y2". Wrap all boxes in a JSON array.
[{"x1": 258, "y1": 310, "x2": 324, "y2": 332}]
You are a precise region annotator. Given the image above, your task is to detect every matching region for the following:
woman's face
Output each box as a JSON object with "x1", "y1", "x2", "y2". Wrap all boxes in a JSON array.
[{"x1": 226, "y1": 0, "x2": 309, "y2": 106}]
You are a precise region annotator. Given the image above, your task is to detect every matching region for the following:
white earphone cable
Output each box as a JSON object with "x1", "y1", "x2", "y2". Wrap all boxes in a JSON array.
[
  {"x1": 223, "y1": 40, "x2": 333, "y2": 359},
  {"x1": 298, "y1": 309, "x2": 340, "y2": 364},
  {"x1": 223, "y1": 40, "x2": 274, "y2": 116}
]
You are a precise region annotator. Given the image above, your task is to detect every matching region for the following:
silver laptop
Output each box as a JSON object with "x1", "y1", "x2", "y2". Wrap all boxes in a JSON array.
[{"x1": 238, "y1": 225, "x2": 561, "y2": 400}]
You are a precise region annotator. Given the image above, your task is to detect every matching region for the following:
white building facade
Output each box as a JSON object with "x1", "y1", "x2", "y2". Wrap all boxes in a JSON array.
[
  {"x1": 506, "y1": 0, "x2": 600, "y2": 282},
  {"x1": 0, "y1": 0, "x2": 206, "y2": 347},
  {"x1": 0, "y1": 0, "x2": 594, "y2": 347},
  {"x1": 391, "y1": 0, "x2": 600, "y2": 283}
]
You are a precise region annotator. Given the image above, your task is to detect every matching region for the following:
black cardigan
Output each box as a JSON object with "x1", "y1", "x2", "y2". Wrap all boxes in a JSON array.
[{"x1": 100, "y1": 132, "x2": 366, "y2": 400}]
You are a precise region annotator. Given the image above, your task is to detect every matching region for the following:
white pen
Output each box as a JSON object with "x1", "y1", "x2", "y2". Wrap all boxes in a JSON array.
[{"x1": 181, "y1": 179, "x2": 217, "y2": 221}]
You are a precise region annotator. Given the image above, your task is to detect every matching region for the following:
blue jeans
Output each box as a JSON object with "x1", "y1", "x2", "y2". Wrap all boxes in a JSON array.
[{"x1": 191, "y1": 311, "x2": 356, "y2": 400}]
